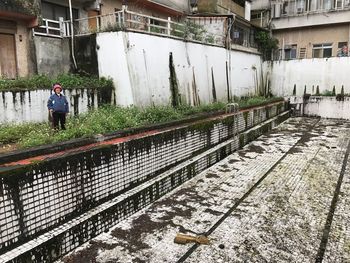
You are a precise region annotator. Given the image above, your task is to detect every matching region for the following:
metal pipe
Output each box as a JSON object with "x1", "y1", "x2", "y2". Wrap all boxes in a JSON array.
[
  {"x1": 69, "y1": 0, "x2": 78, "y2": 70},
  {"x1": 227, "y1": 14, "x2": 235, "y2": 101}
]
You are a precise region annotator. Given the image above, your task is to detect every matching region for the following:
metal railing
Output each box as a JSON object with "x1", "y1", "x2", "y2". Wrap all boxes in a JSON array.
[
  {"x1": 32, "y1": 18, "x2": 62, "y2": 38},
  {"x1": 276, "y1": 0, "x2": 350, "y2": 17},
  {"x1": 33, "y1": 10, "x2": 226, "y2": 46}
]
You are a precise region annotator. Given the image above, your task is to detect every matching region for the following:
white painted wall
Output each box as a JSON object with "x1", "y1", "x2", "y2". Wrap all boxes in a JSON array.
[
  {"x1": 303, "y1": 97, "x2": 350, "y2": 120},
  {"x1": 264, "y1": 57, "x2": 350, "y2": 97},
  {"x1": 97, "y1": 31, "x2": 262, "y2": 107},
  {"x1": 0, "y1": 89, "x2": 98, "y2": 124}
]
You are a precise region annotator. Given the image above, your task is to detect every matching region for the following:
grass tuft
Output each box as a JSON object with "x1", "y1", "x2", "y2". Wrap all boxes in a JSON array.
[{"x1": 0, "y1": 97, "x2": 282, "y2": 149}]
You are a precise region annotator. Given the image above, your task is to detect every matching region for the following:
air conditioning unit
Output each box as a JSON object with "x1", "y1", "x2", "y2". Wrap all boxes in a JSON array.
[{"x1": 274, "y1": 4, "x2": 281, "y2": 18}]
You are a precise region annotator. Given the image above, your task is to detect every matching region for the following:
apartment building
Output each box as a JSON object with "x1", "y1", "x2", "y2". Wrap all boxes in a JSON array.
[
  {"x1": 35, "y1": 0, "x2": 189, "y2": 38},
  {"x1": 250, "y1": 0, "x2": 270, "y2": 28},
  {"x1": 0, "y1": 0, "x2": 39, "y2": 78},
  {"x1": 0, "y1": 0, "x2": 189, "y2": 77},
  {"x1": 270, "y1": 0, "x2": 350, "y2": 59},
  {"x1": 190, "y1": 0, "x2": 261, "y2": 49}
]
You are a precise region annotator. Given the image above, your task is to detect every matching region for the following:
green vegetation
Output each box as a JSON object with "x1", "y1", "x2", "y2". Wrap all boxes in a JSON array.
[
  {"x1": 101, "y1": 22, "x2": 125, "y2": 33},
  {"x1": 255, "y1": 31, "x2": 279, "y2": 61},
  {"x1": 313, "y1": 86, "x2": 349, "y2": 97},
  {"x1": 171, "y1": 21, "x2": 215, "y2": 44},
  {"x1": 0, "y1": 74, "x2": 113, "y2": 92},
  {"x1": 0, "y1": 97, "x2": 282, "y2": 149},
  {"x1": 321, "y1": 90, "x2": 333, "y2": 96}
]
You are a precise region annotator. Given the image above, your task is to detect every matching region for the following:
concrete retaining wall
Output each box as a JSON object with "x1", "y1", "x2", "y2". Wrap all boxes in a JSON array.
[
  {"x1": 0, "y1": 89, "x2": 99, "y2": 124},
  {"x1": 34, "y1": 36, "x2": 71, "y2": 76},
  {"x1": 97, "y1": 31, "x2": 263, "y2": 107},
  {"x1": 264, "y1": 57, "x2": 350, "y2": 97},
  {"x1": 0, "y1": 101, "x2": 288, "y2": 262},
  {"x1": 291, "y1": 96, "x2": 350, "y2": 120}
]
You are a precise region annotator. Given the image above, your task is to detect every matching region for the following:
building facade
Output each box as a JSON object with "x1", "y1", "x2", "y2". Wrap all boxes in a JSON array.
[
  {"x1": 190, "y1": 0, "x2": 260, "y2": 49},
  {"x1": 270, "y1": 0, "x2": 350, "y2": 59},
  {"x1": 0, "y1": 0, "x2": 39, "y2": 78}
]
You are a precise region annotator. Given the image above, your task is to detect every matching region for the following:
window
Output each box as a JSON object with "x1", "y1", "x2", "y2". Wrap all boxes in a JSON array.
[
  {"x1": 284, "y1": 44, "x2": 297, "y2": 59},
  {"x1": 282, "y1": 1, "x2": 289, "y2": 14},
  {"x1": 312, "y1": 43, "x2": 332, "y2": 58},
  {"x1": 323, "y1": 0, "x2": 332, "y2": 9},
  {"x1": 337, "y1": 42, "x2": 348, "y2": 57},
  {"x1": 231, "y1": 26, "x2": 244, "y2": 45},
  {"x1": 299, "y1": 47, "x2": 307, "y2": 59},
  {"x1": 42, "y1": 1, "x2": 79, "y2": 21},
  {"x1": 335, "y1": 0, "x2": 343, "y2": 8},
  {"x1": 251, "y1": 13, "x2": 262, "y2": 20}
]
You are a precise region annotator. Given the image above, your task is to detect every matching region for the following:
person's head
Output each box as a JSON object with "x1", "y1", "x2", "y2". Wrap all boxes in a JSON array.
[{"x1": 53, "y1": 83, "x2": 62, "y2": 94}]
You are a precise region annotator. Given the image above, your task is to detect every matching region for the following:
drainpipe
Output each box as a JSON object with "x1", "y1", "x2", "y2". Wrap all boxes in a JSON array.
[
  {"x1": 227, "y1": 14, "x2": 235, "y2": 101},
  {"x1": 282, "y1": 37, "x2": 285, "y2": 60},
  {"x1": 69, "y1": 0, "x2": 78, "y2": 70},
  {"x1": 348, "y1": 24, "x2": 350, "y2": 56}
]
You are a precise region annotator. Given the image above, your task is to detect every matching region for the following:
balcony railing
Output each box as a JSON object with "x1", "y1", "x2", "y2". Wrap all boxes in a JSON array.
[
  {"x1": 33, "y1": 10, "x2": 226, "y2": 46},
  {"x1": 274, "y1": 0, "x2": 350, "y2": 18},
  {"x1": 33, "y1": 18, "x2": 62, "y2": 38}
]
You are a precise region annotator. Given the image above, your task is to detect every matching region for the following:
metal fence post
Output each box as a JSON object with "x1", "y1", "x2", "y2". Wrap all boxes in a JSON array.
[
  {"x1": 167, "y1": 17, "x2": 171, "y2": 35},
  {"x1": 59, "y1": 17, "x2": 64, "y2": 37}
]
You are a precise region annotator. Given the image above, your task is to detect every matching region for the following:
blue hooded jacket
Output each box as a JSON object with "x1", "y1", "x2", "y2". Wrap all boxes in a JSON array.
[{"x1": 47, "y1": 93, "x2": 69, "y2": 113}]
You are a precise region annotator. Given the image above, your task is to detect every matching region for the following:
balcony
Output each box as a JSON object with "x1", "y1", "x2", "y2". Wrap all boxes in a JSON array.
[
  {"x1": 272, "y1": 0, "x2": 350, "y2": 29},
  {"x1": 33, "y1": 10, "x2": 226, "y2": 46},
  {"x1": 0, "y1": 0, "x2": 39, "y2": 26}
]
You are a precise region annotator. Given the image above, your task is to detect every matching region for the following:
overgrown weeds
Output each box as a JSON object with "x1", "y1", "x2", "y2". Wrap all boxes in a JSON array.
[
  {"x1": 0, "y1": 97, "x2": 282, "y2": 149},
  {"x1": 0, "y1": 74, "x2": 113, "y2": 92}
]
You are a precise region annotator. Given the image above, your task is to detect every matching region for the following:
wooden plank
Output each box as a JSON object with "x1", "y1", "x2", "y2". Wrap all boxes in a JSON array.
[
  {"x1": 88, "y1": 10, "x2": 99, "y2": 31},
  {"x1": 0, "y1": 33, "x2": 17, "y2": 79}
]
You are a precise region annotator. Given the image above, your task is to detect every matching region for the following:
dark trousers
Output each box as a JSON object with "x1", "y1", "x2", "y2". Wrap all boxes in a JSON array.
[{"x1": 52, "y1": 112, "x2": 66, "y2": 130}]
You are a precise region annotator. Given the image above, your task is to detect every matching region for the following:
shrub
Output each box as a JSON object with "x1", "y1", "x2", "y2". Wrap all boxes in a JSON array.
[{"x1": 0, "y1": 74, "x2": 113, "y2": 91}]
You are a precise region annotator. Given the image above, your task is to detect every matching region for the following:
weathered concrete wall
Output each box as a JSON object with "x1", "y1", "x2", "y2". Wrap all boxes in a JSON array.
[
  {"x1": 16, "y1": 22, "x2": 37, "y2": 77},
  {"x1": 75, "y1": 35, "x2": 98, "y2": 76},
  {"x1": 97, "y1": 31, "x2": 263, "y2": 107},
  {"x1": 264, "y1": 57, "x2": 350, "y2": 97},
  {"x1": 34, "y1": 36, "x2": 71, "y2": 76},
  {"x1": 290, "y1": 96, "x2": 350, "y2": 120},
  {"x1": 0, "y1": 101, "x2": 287, "y2": 262},
  {"x1": 0, "y1": 89, "x2": 99, "y2": 124},
  {"x1": 188, "y1": 16, "x2": 227, "y2": 45}
]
